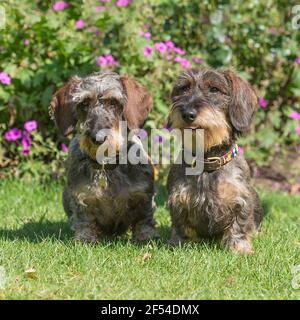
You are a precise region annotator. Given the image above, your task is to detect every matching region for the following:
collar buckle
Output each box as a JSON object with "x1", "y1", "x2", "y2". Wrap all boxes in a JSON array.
[{"x1": 205, "y1": 156, "x2": 222, "y2": 170}]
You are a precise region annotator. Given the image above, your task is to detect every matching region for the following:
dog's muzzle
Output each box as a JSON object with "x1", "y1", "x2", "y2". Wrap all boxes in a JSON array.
[{"x1": 79, "y1": 134, "x2": 100, "y2": 160}]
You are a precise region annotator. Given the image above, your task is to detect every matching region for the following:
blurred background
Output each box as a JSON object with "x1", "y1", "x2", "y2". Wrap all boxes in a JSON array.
[{"x1": 0, "y1": 0, "x2": 300, "y2": 193}]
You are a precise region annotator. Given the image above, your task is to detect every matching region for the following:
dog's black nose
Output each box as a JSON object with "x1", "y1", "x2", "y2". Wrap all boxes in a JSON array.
[{"x1": 182, "y1": 109, "x2": 197, "y2": 123}]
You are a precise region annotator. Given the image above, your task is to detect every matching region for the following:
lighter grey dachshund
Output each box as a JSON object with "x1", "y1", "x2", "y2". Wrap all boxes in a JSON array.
[{"x1": 49, "y1": 71, "x2": 159, "y2": 242}]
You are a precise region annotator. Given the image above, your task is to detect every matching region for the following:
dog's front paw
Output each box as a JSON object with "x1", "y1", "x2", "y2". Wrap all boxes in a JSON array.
[
  {"x1": 229, "y1": 239, "x2": 254, "y2": 255},
  {"x1": 132, "y1": 224, "x2": 160, "y2": 242},
  {"x1": 167, "y1": 238, "x2": 184, "y2": 247},
  {"x1": 167, "y1": 228, "x2": 188, "y2": 247},
  {"x1": 74, "y1": 227, "x2": 99, "y2": 243}
]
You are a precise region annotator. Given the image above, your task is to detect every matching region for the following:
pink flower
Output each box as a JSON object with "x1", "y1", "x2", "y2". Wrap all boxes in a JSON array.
[
  {"x1": 137, "y1": 129, "x2": 148, "y2": 140},
  {"x1": 4, "y1": 128, "x2": 22, "y2": 141},
  {"x1": 173, "y1": 47, "x2": 185, "y2": 55},
  {"x1": 22, "y1": 150, "x2": 30, "y2": 156},
  {"x1": 192, "y1": 56, "x2": 204, "y2": 64},
  {"x1": 163, "y1": 123, "x2": 172, "y2": 132},
  {"x1": 154, "y1": 134, "x2": 165, "y2": 144},
  {"x1": 181, "y1": 60, "x2": 191, "y2": 69},
  {"x1": 52, "y1": 1, "x2": 68, "y2": 11},
  {"x1": 21, "y1": 134, "x2": 31, "y2": 156},
  {"x1": 238, "y1": 146, "x2": 244, "y2": 156},
  {"x1": 116, "y1": 0, "x2": 130, "y2": 7},
  {"x1": 24, "y1": 39, "x2": 30, "y2": 46},
  {"x1": 61, "y1": 143, "x2": 68, "y2": 153},
  {"x1": 143, "y1": 46, "x2": 153, "y2": 58},
  {"x1": 105, "y1": 54, "x2": 116, "y2": 64},
  {"x1": 95, "y1": 29, "x2": 102, "y2": 37},
  {"x1": 258, "y1": 97, "x2": 268, "y2": 109},
  {"x1": 165, "y1": 40, "x2": 175, "y2": 49},
  {"x1": 290, "y1": 111, "x2": 300, "y2": 120},
  {"x1": 295, "y1": 58, "x2": 300, "y2": 65},
  {"x1": 95, "y1": 6, "x2": 106, "y2": 12},
  {"x1": 96, "y1": 56, "x2": 107, "y2": 66},
  {"x1": 24, "y1": 120, "x2": 38, "y2": 133},
  {"x1": 75, "y1": 19, "x2": 85, "y2": 29},
  {"x1": 295, "y1": 127, "x2": 300, "y2": 135},
  {"x1": 0, "y1": 72, "x2": 11, "y2": 85},
  {"x1": 96, "y1": 54, "x2": 118, "y2": 67},
  {"x1": 140, "y1": 31, "x2": 151, "y2": 39},
  {"x1": 269, "y1": 27, "x2": 278, "y2": 35},
  {"x1": 155, "y1": 42, "x2": 168, "y2": 53},
  {"x1": 175, "y1": 57, "x2": 191, "y2": 69}
]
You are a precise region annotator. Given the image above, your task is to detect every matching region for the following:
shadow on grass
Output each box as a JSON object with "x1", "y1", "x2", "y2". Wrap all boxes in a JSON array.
[
  {"x1": 0, "y1": 219, "x2": 251, "y2": 253},
  {"x1": 0, "y1": 220, "x2": 73, "y2": 243},
  {"x1": 0, "y1": 182, "x2": 269, "y2": 251},
  {"x1": 0, "y1": 220, "x2": 172, "y2": 249},
  {"x1": 261, "y1": 199, "x2": 271, "y2": 218}
]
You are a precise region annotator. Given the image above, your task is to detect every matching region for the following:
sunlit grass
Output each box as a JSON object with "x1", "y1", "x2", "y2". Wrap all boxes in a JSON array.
[{"x1": 0, "y1": 180, "x2": 299, "y2": 299}]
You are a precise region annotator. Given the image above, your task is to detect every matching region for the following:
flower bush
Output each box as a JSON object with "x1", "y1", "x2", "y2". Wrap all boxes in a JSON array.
[{"x1": 0, "y1": 0, "x2": 300, "y2": 178}]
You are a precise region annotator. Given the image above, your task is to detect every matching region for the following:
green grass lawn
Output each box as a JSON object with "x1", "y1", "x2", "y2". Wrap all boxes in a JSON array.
[{"x1": 0, "y1": 179, "x2": 299, "y2": 300}]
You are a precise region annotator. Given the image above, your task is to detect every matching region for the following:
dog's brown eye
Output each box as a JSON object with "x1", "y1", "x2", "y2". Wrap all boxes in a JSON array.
[
  {"x1": 209, "y1": 87, "x2": 220, "y2": 93},
  {"x1": 80, "y1": 100, "x2": 90, "y2": 110},
  {"x1": 108, "y1": 98, "x2": 122, "y2": 108},
  {"x1": 178, "y1": 84, "x2": 190, "y2": 94},
  {"x1": 110, "y1": 98, "x2": 119, "y2": 105}
]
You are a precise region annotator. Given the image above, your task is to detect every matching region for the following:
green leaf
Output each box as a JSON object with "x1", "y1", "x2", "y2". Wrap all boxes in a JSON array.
[{"x1": 41, "y1": 86, "x2": 54, "y2": 107}]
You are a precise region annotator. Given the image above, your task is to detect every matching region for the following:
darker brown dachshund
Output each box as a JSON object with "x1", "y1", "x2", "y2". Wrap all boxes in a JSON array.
[{"x1": 167, "y1": 68, "x2": 263, "y2": 254}]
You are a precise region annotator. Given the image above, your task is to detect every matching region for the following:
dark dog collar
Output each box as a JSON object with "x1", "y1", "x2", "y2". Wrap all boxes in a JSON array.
[{"x1": 191, "y1": 144, "x2": 239, "y2": 172}]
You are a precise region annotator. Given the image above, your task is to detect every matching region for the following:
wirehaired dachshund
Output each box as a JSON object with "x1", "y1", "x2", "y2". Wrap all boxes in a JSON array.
[{"x1": 50, "y1": 71, "x2": 158, "y2": 242}]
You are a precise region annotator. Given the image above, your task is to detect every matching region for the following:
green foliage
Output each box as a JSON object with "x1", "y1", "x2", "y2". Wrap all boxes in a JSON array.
[{"x1": 0, "y1": 0, "x2": 300, "y2": 177}]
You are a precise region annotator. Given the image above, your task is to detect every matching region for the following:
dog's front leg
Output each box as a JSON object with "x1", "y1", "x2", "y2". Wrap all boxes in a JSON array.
[
  {"x1": 69, "y1": 204, "x2": 99, "y2": 243},
  {"x1": 73, "y1": 219, "x2": 99, "y2": 243},
  {"x1": 132, "y1": 196, "x2": 159, "y2": 242},
  {"x1": 169, "y1": 224, "x2": 189, "y2": 246},
  {"x1": 222, "y1": 206, "x2": 255, "y2": 254},
  {"x1": 63, "y1": 187, "x2": 99, "y2": 243}
]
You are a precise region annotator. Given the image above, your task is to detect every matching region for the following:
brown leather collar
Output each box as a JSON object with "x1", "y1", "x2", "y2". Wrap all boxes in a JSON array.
[{"x1": 191, "y1": 144, "x2": 239, "y2": 172}]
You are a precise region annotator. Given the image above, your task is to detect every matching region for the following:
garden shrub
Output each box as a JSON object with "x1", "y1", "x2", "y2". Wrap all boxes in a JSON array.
[{"x1": 0, "y1": 0, "x2": 299, "y2": 179}]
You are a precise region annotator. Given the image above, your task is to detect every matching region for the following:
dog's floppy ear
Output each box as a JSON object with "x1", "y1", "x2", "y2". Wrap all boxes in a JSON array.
[
  {"x1": 121, "y1": 75, "x2": 153, "y2": 129},
  {"x1": 49, "y1": 76, "x2": 81, "y2": 136},
  {"x1": 223, "y1": 70, "x2": 257, "y2": 133}
]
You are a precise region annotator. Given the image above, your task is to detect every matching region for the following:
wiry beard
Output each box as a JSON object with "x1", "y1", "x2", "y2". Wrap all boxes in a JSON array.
[{"x1": 168, "y1": 105, "x2": 232, "y2": 152}]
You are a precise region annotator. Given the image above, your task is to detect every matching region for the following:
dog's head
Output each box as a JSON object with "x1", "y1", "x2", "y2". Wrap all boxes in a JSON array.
[
  {"x1": 168, "y1": 68, "x2": 257, "y2": 151},
  {"x1": 49, "y1": 71, "x2": 152, "y2": 159}
]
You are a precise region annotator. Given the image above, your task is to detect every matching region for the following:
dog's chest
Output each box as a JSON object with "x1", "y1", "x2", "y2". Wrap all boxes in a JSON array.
[
  {"x1": 169, "y1": 171, "x2": 227, "y2": 237},
  {"x1": 78, "y1": 167, "x2": 151, "y2": 215}
]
